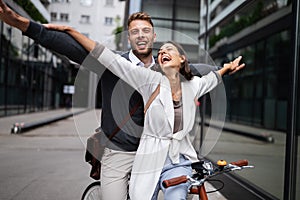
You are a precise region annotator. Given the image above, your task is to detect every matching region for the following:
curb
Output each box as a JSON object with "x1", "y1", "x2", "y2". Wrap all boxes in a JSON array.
[
  {"x1": 10, "y1": 109, "x2": 88, "y2": 134},
  {"x1": 205, "y1": 121, "x2": 275, "y2": 143}
]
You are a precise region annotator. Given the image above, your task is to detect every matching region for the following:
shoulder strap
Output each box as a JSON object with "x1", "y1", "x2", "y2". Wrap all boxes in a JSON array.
[
  {"x1": 108, "y1": 98, "x2": 142, "y2": 140},
  {"x1": 108, "y1": 83, "x2": 160, "y2": 140},
  {"x1": 144, "y1": 84, "x2": 160, "y2": 114}
]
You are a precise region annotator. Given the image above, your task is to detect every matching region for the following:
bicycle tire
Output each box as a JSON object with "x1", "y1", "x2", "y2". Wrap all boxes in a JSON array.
[{"x1": 81, "y1": 181, "x2": 101, "y2": 200}]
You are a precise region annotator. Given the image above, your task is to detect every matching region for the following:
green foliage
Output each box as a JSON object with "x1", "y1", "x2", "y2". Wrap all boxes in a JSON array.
[
  {"x1": 13, "y1": 0, "x2": 48, "y2": 23},
  {"x1": 112, "y1": 15, "x2": 123, "y2": 50},
  {"x1": 209, "y1": 1, "x2": 264, "y2": 47},
  {"x1": 113, "y1": 26, "x2": 123, "y2": 50}
]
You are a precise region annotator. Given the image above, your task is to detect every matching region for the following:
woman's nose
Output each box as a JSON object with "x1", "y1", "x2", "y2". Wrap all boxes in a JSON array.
[{"x1": 159, "y1": 49, "x2": 166, "y2": 55}]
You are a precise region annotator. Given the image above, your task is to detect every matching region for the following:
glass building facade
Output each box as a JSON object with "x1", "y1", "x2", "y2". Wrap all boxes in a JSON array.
[
  {"x1": 0, "y1": 21, "x2": 73, "y2": 117},
  {"x1": 140, "y1": 0, "x2": 298, "y2": 199}
]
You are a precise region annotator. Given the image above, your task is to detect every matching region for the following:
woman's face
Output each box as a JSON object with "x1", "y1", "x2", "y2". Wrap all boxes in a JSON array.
[{"x1": 157, "y1": 43, "x2": 185, "y2": 73}]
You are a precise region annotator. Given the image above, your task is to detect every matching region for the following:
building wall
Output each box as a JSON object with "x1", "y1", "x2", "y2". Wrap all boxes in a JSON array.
[
  {"x1": 141, "y1": 0, "x2": 297, "y2": 199},
  {"x1": 48, "y1": 0, "x2": 125, "y2": 108},
  {"x1": 49, "y1": 0, "x2": 125, "y2": 50},
  {"x1": 141, "y1": 0, "x2": 201, "y2": 62},
  {"x1": 0, "y1": 0, "x2": 68, "y2": 116},
  {"x1": 198, "y1": 0, "x2": 294, "y2": 199}
]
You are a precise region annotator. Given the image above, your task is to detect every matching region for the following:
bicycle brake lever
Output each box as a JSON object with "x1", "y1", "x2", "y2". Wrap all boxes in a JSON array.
[{"x1": 228, "y1": 164, "x2": 254, "y2": 171}]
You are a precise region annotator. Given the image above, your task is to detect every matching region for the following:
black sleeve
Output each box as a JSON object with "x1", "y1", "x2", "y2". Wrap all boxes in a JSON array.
[{"x1": 23, "y1": 21, "x2": 89, "y2": 65}]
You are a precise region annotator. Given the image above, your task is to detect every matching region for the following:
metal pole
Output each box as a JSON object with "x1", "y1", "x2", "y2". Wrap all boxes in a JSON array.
[
  {"x1": 200, "y1": 0, "x2": 209, "y2": 148},
  {"x1": 121, "y1": 0, "x2": 130, "y2": 51},
  {"x1": 0, "y1": 21, "x2": 3, "y2": 115},
  {"x1": 171, "y1": 0, "x2": 176, "y2": 41},
  {"x1": 4, "y1": 27, "x2": 12, "y2": 116},
  {"x1": 283, "y1": 1, "x2": 299, "y2": 199}
]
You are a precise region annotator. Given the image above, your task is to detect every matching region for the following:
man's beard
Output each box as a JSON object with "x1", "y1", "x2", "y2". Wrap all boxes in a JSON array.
[{"x1": 132, "y1": 47, "x2": 152, "y2": 58}]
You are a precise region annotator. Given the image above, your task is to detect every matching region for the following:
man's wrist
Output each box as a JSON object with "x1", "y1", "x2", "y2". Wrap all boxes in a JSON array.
[{"x1": 23, "y1": 21, "x2": 42, "y2": 42}]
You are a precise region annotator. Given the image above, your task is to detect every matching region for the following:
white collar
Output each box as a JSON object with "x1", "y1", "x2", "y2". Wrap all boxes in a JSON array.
[{"x1": 129, "y1": 50, "x2": 155, "y2": 68}]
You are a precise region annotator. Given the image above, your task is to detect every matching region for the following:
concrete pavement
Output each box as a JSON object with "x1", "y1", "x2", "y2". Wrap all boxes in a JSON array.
[
  {"x1": 0, "y1": 108, "x2": 228, "y2": 200},
  {"x1": 0, "y1": 109, "x2": 98, "y2": 200},
  {"x1": 0, "y1": 108, "x2": 286, "y2": 199},
  {"x1": 0, "y1": 108, "x2": 88, "y2": 135}
]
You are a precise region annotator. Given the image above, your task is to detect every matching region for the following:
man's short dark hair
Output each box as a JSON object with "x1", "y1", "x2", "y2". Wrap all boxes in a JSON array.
[{"x1": 127, "y1": 12, "x2": 154, "y2": 28}]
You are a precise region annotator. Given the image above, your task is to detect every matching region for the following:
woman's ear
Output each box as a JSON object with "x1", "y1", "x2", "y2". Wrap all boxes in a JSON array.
[{"x1": 180, "y1": 55, "x2": 186, "y2": 63}]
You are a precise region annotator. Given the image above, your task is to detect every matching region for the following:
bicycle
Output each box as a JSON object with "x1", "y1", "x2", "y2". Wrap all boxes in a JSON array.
[
  {"x1": 163, "y1": 159, "x2": 254, "y2": 200},
  {"x1": 81, "y1": 181, "x2": 101, "y2": 200},
  {"x1": 81, "y1": 159, "x2": 253, "y2": 200}
]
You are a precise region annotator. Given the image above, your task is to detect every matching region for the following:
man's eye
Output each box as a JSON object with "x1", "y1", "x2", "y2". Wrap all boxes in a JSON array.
[
  {"x1": 143, "y1": 28, "x2": 151, "y2": 33},
  {"x1": 130, "y1": 30, "x2": 138, "y2": 35}
]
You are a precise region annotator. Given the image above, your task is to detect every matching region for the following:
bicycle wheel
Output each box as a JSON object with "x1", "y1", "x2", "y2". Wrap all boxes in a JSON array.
[{"x1": 81, "y1": 181, "x2": 101, "y2": 200}]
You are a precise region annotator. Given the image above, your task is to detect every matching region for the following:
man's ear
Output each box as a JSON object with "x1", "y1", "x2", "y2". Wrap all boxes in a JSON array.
[{"x1": 153, "y1": 32, "x2": 157, "y2": 42}]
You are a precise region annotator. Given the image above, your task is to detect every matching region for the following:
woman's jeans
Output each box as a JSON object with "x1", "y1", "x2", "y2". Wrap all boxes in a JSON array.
[{"x1": 151, "y1": 155, "x2": 192, "y2": 200}]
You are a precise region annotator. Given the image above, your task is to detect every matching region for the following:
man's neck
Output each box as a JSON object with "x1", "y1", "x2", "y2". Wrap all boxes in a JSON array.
[
  {"x1": 138, "y1": 55, "x2": 153, "y2": 68},
  {"x1": 130, "y1": 50, "x2": 154, "y2": 68}
]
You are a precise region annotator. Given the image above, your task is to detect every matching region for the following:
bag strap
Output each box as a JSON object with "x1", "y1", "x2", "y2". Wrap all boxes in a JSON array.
[
  {"x1": 108, "y1": 98, "x2": 142, "y2": 140},
  {"x1": 108, "y1": 84, "x2": 160, "y2": 140},
  {"x1": 144, "y1": 84, "x2": 160, "y2": 114}
]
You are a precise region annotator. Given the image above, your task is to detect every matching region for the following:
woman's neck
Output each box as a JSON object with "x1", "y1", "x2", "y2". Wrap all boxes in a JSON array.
[{"x1": 167, "y1": 72, "x2": 181, "y2": 101}]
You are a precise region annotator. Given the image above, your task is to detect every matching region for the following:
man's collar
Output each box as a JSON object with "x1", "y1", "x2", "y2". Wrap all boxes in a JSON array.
[{"x1": 129, "y1": 50, "x2": 155, "y2": 68}]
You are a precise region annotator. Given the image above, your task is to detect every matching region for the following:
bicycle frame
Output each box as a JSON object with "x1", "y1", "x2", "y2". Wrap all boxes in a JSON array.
[{"x1": 190, "y1": 184, "x2": 208, "y2": 200}]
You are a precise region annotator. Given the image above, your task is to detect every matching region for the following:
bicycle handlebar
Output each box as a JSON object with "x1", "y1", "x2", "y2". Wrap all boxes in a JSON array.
[
  {"x1": 230, "y1": 159, "x2": 248, "y2": 167},
  {"x1": 162, "y1": 175, "x2": 188, "y2": 188},
  {"x1": 162, "y1": 159, "x2": 252, "y2": 189}
]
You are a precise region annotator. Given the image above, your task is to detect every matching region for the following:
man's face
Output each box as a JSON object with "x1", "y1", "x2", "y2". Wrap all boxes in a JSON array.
[{"x1": 128, "y1": 19, "x2": 156, "y2": 57}]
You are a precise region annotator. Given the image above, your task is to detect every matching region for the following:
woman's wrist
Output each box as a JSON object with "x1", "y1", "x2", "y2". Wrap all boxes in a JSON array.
[{"x1": 218, "y1": 65, "x2": 229, "y2": 76}]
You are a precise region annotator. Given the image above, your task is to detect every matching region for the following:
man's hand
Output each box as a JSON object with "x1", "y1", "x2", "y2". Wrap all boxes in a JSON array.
[{"x1": 0, "y1": 0, "x2": 29, "y2": 32}]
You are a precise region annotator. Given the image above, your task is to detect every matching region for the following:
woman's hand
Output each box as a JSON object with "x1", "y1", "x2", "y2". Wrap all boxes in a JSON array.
[
  {"x1": 43, "y1": 24, "x2": 72, "y2": 32},
  {"x1": 43, "y1": 24, "x2": 96, "y2": 52},
  {"x1": 218, "y1": 56, "x2": 245, "y2": 76}
]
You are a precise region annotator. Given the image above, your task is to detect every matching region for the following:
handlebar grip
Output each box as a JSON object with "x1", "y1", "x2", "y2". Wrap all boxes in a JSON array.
[
  {"x1": 162, "y1": 175, "x2": 188, "y2": 188},
  {"x1": 230, "y1": 159, "x2": 248, "y2": 166}
]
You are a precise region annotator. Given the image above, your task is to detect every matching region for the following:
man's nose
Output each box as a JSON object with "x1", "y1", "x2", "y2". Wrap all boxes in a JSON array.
[{"x1": 137, "y1": 30, "x2": 145, "y2": 37}]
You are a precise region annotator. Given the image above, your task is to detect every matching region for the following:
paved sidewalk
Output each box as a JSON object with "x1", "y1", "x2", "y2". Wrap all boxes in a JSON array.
[
  {"x1": 0, "y1": 107, "x2": 87, "y2": 135},
  {"x1": 0, "y1": 107, "x2": 284, "y2": 140},
  {"x1": 0, "y1": 108, "x2": 283, "y2": 199},
  {"x1": 207, "y1": 119, "x2": 285, "y2": 143}
]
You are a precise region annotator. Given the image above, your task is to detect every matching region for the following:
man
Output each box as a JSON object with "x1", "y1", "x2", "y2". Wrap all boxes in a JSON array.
[{"x1": 0, "y1": 1, "x2": 219, "y2": 199}]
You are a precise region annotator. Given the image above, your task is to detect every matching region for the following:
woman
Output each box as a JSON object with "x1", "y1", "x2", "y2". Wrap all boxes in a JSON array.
[{"x1": 45, "y1": 24, "x2": 244, "y2": 200}]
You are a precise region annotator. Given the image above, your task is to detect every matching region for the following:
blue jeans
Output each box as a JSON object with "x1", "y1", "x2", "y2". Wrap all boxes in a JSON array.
[{"x1": 151, "y1": 155, "x2": 192, "y2": 200}]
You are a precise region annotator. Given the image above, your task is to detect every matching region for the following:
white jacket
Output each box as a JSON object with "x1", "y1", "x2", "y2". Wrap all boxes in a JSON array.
[{"x1": 89, "y1": 43, "x2": 222, "y2": 200}]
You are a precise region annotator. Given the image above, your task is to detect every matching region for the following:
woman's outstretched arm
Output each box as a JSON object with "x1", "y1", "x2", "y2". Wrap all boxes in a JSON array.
[{"x1": 218, "y1": 56, "x2": 245, "y2": 76}]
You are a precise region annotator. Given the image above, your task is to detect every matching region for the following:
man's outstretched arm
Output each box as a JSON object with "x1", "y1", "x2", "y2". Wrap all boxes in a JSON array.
[
  {"x1": 25, "y1": 21, "x2": 89, "y2": 64},
  {"x1": 0, "y1": 0, "x2": 88, "y2": 64}
]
